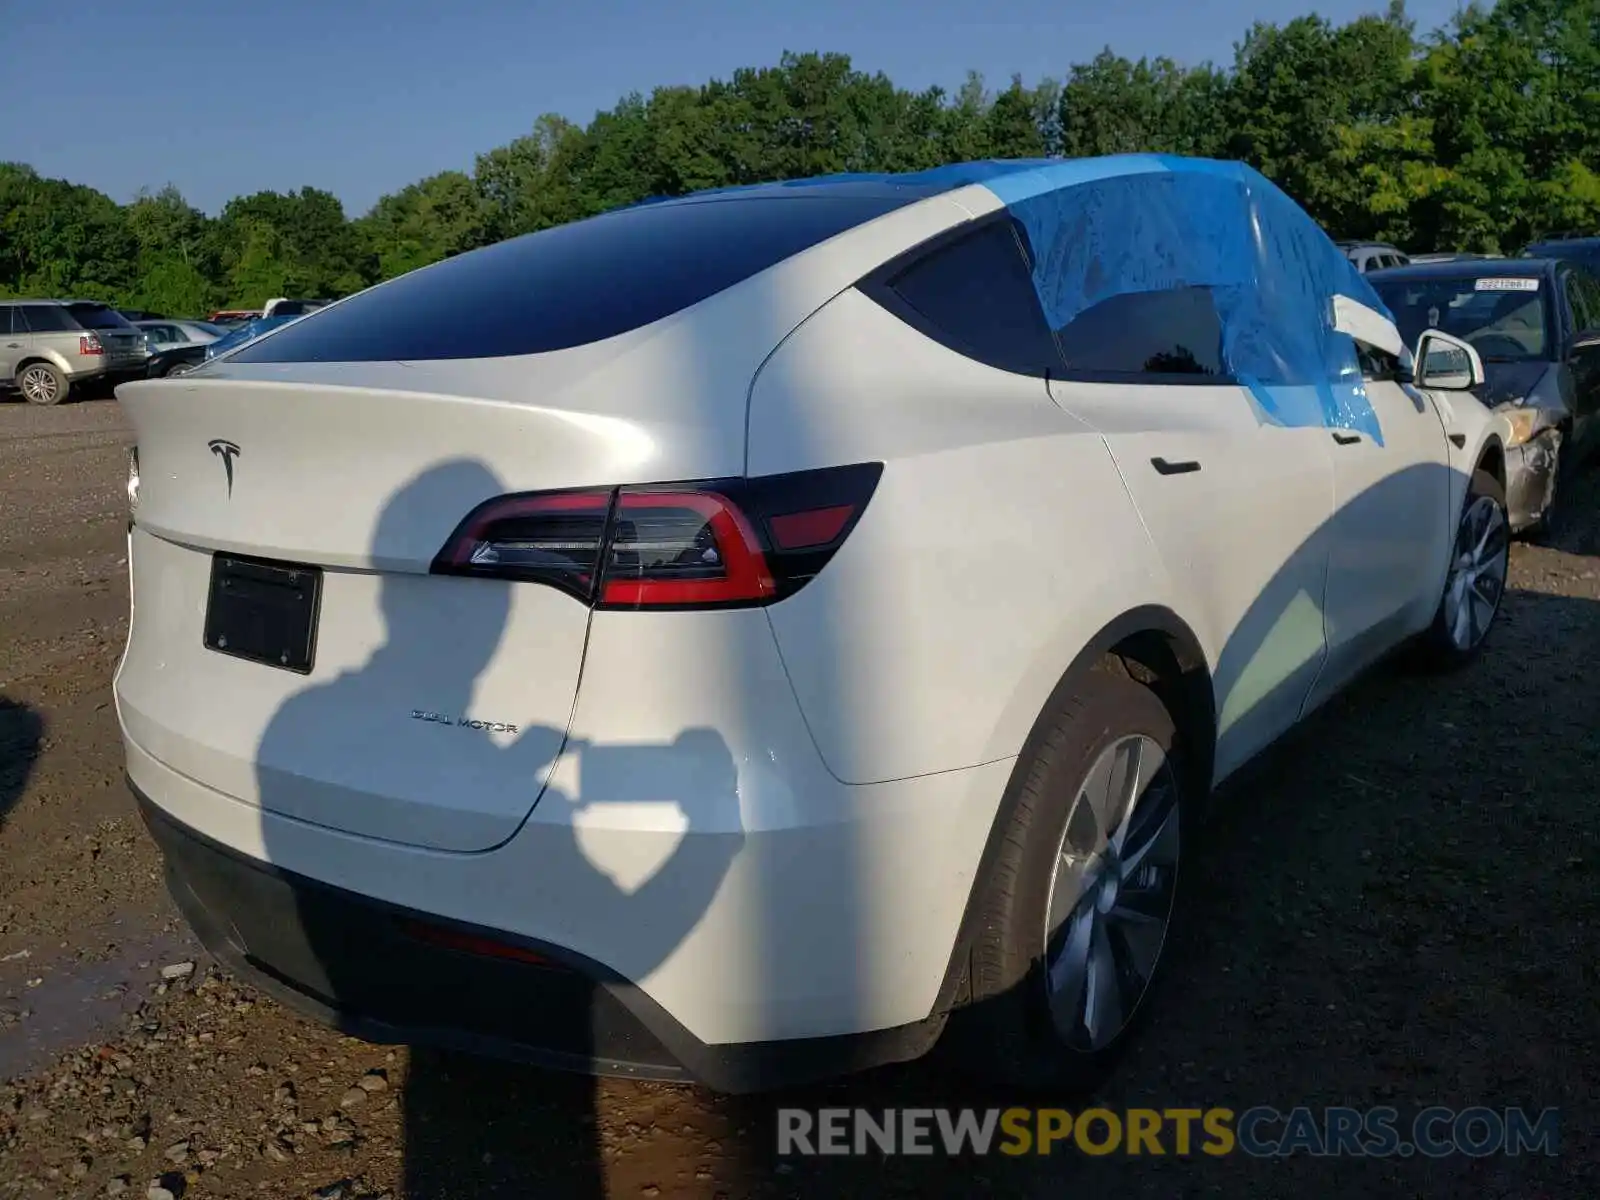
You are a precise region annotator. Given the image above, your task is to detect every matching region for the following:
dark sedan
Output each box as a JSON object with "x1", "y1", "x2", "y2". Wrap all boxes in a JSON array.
[
  {"x1": 1370, "y1": 257, "x2": 1600, "y2": 535},
  {"x1": 145, "y1": 342, "x2": 209, "y2": 378}
]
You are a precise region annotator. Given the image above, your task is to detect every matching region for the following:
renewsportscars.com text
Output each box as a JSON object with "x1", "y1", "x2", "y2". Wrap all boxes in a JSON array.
[{"x1": 776, "y1": 1106, "x2": 1560, "y2": 1158}]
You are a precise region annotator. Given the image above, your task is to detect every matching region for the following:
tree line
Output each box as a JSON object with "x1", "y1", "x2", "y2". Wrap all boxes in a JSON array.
[{"x1": 2, "y1": 0, "x2": 1597, "y2": 316}]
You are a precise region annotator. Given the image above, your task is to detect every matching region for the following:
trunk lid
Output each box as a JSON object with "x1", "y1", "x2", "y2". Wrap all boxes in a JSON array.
[{"x1": 115, "y1": 354, "x2": 746, "y2": 852}]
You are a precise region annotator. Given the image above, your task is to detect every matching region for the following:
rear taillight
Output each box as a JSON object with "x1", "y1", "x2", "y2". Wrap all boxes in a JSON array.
[
  {"x1": 79, "y1": 334, "x2": 103, "y2": 356},
  {"x1": 432, "y1": 463, "x2": 882, "y2": 610},
  {"x1": 431, "y1": 489, "x2": 612, "y2": 602}
]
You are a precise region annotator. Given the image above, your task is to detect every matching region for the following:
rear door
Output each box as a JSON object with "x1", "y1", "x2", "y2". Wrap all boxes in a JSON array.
[
  {"x1": 1045, "y1": 286, "x2": 1337, "y2": 784},
  {"x1": 16, "y1": 303, "x2": 85, "y2": 371},
  {"x1": 0, "y1": 307, "x2": 24, "y2": 382}
]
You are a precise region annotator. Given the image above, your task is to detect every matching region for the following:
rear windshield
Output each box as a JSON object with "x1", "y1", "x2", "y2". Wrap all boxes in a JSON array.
[
  {"x1": 65, "y1": 302, "x2": 137, "y2": 331},
  {"x1": 230, "y1": 194, "x2": 913, "y2": 363},
  {"x1": 1371, "y1": 275, "x2": 1553, "y2": 361}
]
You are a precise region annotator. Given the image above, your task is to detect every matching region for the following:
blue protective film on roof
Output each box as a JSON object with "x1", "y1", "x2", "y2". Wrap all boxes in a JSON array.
[{"x1": 977, "y1": 155, "x2": 1392, "y2": 443}]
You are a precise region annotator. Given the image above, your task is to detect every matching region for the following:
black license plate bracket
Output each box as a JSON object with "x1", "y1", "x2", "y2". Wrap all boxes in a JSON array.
[{"x1": 203, "y1": 554, "x2": 322, "y2": 674}]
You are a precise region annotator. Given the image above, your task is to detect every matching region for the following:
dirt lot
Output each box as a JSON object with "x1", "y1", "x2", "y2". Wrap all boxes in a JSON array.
[{"x1": 1, "y1": 398, "x2": 1595, "y2": 1199}]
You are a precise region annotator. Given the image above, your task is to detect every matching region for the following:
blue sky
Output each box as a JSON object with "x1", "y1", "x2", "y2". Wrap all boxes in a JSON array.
[{"x1": 7, "y1": 0, "x2": 1463, "y2": 217}]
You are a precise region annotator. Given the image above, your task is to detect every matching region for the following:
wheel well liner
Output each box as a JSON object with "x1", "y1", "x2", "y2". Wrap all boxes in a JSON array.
[{"x1": 1477, "y1": 438, "x2": 1506, "y2": 491}]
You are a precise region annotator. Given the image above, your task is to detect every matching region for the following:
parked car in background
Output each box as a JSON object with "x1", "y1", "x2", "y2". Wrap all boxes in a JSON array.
[
  {"x1": 1369, "y1": 257, "x2": 1600, "y2": 535},
  {"x1": 1522, "y1": 233, "x2": 1600, "y2": 276},
  {"x1": 1338, "y1": 239, "x2": 1411, "y2": 273},
  {"x1": 146, "y1": 344, "x2": 209, "y2": 379},
  {"x1": 208, "y1": 310, "x2": 260, "y2": 328},
  {"x1": 1409, "y1": 252, "x2": 1501, "y2": 264},
  {"x1": 261, "y1": 297, "x2": 331, "y2": 318},
  {"x1": 1, "y1": 299, "x2": 149, "y2": 404},
  {"x1": 136, "y1": 319, "x2": 228, "y2": 350},
  {"x1": 200, "y1": 313, "x2": 302, "y2": 361},
  {"x1": 118, "y1": 155, "x2": 1511, "y2": 1096},
  {"x1": 119, "y1": 308, "x2": 169, "y2": 322}
]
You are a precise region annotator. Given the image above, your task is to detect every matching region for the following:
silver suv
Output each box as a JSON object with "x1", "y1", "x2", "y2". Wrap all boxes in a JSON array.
[{"x1": 1, "y1": 300, "x2": 150, "y2": 405}]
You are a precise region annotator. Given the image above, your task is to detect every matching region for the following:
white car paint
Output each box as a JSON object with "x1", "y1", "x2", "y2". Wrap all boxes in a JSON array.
[{"x1": 114, "y1": 163, "x2": 1506, "y2": 1084}]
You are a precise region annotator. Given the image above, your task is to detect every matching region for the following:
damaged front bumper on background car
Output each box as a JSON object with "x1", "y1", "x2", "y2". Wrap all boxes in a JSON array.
[{"x1": 1497, "y1": 405, "x2": 1563, "y2": 533}]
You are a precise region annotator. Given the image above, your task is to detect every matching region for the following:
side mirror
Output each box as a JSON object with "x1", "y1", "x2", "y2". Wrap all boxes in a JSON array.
[{"x1": 1415, "y1": 329, "x2": 1485, "y2": 391}]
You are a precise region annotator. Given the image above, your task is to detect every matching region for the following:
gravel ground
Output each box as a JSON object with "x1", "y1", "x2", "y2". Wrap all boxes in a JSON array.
[{"x1": 1, "y1": 398, "x2": 1595, "y2": 1198}]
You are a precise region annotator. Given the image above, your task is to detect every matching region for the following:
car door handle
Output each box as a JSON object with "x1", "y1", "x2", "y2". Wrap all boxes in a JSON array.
[
  {"x1": 1150, "y1": 457, "x2": 1202, "y2": 475},
  {"x1": 4, "y1": 342, "x2": 20, "y2": 349},
  {"x1": 1331, "y1": 431, "x2": 1363, "y2": 445}
]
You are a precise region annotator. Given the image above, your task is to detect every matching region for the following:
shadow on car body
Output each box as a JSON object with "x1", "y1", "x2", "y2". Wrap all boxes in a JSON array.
[{"x1": 356, "y1": 460, "x2": 1583, "y2": 1197}]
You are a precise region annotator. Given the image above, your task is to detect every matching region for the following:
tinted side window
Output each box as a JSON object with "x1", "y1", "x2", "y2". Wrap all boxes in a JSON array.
[
  {"x1": 233, "y1": 194, "x2": 916, "y2": 363},
  {"x1": 870, "y1": 219, "x2": 1060, "y2": 375},
  {"x1": 1575, "y1": 273, "x2": 1600, "y2": 331},
  {"x1": 1563, "y1": 272, "x2": 1593, "y2": 332},
  {"x1": 17, "y1": 304, "x2": 78, "y2": 332},
  {"x1": 1054, "y1": 287, "x2": 1226, "y2": 378},
  {"x1": 1, "y1": 308, "x2": 14, "y2": 336}
]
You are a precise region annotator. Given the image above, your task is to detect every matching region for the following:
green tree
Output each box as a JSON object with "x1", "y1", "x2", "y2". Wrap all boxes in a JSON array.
[
  {"x1": 1059, "y1": 52, "x2": 1228, "y2": 158},
  {"x1": 359, "y1": 170, "x2": 486, "y2": 278},
  {"x1": 3, "y1": 5, "x2": 1598, "y2": 308}
]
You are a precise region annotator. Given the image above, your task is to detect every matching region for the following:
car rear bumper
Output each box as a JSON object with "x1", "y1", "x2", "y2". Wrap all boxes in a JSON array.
[
  {"x1": 61, "y1": 359, "x2": 108, "y2": 382},
  {"x1": 118, "y1": 594, "x2": 1014, "y2": 1062},
  {"x1": 134, "y1": 779, "x2": 961, "y2": 1092}
]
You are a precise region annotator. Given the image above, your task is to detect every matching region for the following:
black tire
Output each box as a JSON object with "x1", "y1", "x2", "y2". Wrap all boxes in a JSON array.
[
  {"x1": 948, "y1": 666, "x2": 1190, "y2": 1093},
  {"x1": 17, "y1": 361, "x2": 69, "y2": 406},
  {"x1": 1416, "y1": 468, "x2": 1509, "y2": 668}
]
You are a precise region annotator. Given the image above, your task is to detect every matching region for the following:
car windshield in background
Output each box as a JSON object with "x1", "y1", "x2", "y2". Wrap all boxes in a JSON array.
[
  {"x1": 229, "y1": 193, "x2": 918, "y2": 363},
  {"x1": 1370, "y1": 276, "x2": 1552, "y2": 361},
  {"x1": 193, "y1": 321, "x2": 230, "y2": 337},
  {"x1": 65, "y1": 302, "x2": 137, "y2": 331}
]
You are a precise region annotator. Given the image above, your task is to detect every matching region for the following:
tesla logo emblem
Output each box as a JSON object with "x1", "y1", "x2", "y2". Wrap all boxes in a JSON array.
[{"x1": 208, "y1": 439, "x2": 241, "y2": 497}]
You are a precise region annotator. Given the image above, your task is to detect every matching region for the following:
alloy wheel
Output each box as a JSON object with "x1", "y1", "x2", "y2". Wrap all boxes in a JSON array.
[
  {"x1": 1043, "y1": 733, "x2": 1180, "y2": 1053},
  {"x1": 1443, "y1": 494, "x2": 1509, "y2": 652},
  {"x1": 19, "y1": 365, "x2": 60, "y2": 404}
]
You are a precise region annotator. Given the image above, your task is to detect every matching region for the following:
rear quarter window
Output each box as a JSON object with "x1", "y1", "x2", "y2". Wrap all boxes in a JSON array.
[
  {"x1": 17, "y1": 305, "x2": 79, "y2": 333},
  {"x1": 230, "y1": 194, "x2": 914, "y2": 363},
  {"x1": 863, "y1": 217, "x2": 1062, "y2": 376}
]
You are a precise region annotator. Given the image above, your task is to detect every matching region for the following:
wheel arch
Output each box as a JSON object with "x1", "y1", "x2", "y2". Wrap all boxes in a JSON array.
[
  {"x1": 927, "y1": 603, "x2": 1216, "y2": 1022},
  {"x1": 14, "y1": 354, "x2": 64, "y2": 376},
  {"x1": 11, "y1": 355, "x2": 72, "y2": 399},
  {"x1": 1475, "y1": 435, "x2": 1506, "y2": 494}
]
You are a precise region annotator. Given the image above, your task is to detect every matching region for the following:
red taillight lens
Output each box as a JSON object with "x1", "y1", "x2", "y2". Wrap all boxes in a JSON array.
[
  {"x1": 432, "y1": 463, "x2": 882, "y2": 611},
  {"x1": 79, "y1": 334, "x2": 104, "y2": 356},
  {"x1": 431, "y1": 489, "x2": 611, "y2": 602},
  {"x1": 599, "y1": 491, "x2": 776, "y2": 609}
]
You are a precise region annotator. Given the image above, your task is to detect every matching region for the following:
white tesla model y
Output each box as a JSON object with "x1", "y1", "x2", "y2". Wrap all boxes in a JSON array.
[{"x1": 115, "y1": 155, "x2": 1509, "y2": 1093}]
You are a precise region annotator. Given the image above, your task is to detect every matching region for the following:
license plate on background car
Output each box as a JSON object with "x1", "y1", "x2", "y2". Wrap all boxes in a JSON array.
[{"x1": 203, "y1": 554, "x2": 321, "y2": 674}]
